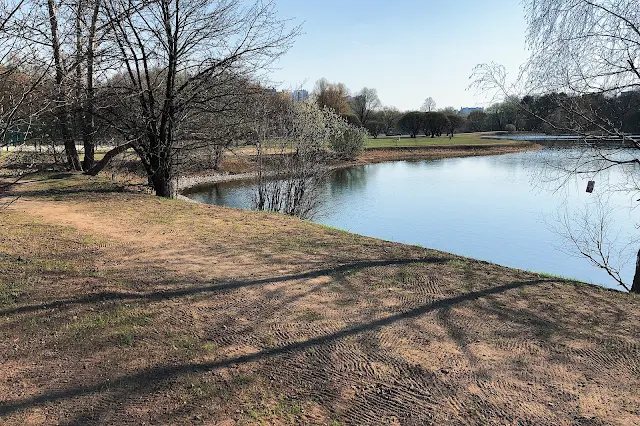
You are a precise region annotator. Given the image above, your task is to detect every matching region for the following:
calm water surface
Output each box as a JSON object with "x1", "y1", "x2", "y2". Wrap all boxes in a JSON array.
[{"x1": 185, "y1": 149, "x2": 639, "y2": 290}]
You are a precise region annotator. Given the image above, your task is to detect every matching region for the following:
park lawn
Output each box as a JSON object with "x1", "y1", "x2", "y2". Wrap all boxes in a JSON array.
[
  {"x1": 365, "y1": 133, "x2": 518, "y2": 148},
  {"x1": 0, "y1": 173, "x2": 639, "y2": 425}
]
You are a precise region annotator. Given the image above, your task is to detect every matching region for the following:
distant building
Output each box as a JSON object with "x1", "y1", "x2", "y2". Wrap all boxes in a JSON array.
[
  {"x1": 459, "y1": 107, "x2": 484, "y2": 115},
  {"x1": 292, "y1": 89, "x2": 309, "y2": 102}
]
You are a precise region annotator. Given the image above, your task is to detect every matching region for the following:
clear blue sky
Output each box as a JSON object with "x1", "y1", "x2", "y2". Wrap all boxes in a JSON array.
[{"x1": 269, "y1": 0, "x2": 529, "y2": 111}]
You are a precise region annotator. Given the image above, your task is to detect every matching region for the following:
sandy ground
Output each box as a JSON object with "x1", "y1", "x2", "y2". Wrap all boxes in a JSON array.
[{"x1": 0, "y1": 174, "x2": 639, "y2": 425}]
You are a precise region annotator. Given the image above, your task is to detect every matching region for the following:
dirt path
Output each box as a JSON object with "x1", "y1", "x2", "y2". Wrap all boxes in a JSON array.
[{"x1": 0, "y1": 175, "x2": 639, "y2": 425}]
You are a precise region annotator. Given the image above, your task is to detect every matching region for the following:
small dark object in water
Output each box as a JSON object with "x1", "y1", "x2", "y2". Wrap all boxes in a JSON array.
[{"x1": 586, "y1": 180, "x2": 595, "y2": 193}]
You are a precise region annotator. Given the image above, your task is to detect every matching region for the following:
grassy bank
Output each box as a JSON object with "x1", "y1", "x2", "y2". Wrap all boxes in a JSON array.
[
  {"x1": 0, "y1": 174, "x2": 638, "y2": 425},
  {"x1": 365, "y1": 132, "x2": 515, "y2": 148}
]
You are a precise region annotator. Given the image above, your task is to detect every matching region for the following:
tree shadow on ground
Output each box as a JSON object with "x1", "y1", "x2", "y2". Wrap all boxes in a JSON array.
[
  {"x1": 0, "y1": 257, "x2": 451, "y2": 317},
  {"x1": 0, "y1": 278, "x2": 546, "y2": 419}
]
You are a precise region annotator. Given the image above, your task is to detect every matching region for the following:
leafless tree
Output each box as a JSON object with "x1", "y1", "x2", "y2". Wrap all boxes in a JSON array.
[
  {"x1": 3, "y1": 0, "x2": 119, "y2": 171},
  {"x1": 0, "y1": 1, "x2": 51, "y2": 151},
  {"x1": 350, "y1": 87, "x2": 381, "y2": 126},
  {"x1": 89, "y1": 0, "x2": 299, "y2": 197},
  {"x1": 472, "y1": 0, "x2": 640, "y2": 293},
  {"x1": 552, "y1": 194, "x2": 639, "y2": 292},
  {"x1": 420, "y1": 97, "x2": 436, "y2": 112}
]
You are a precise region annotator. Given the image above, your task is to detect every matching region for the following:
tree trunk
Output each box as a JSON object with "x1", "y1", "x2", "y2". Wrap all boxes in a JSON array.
[
  {"x1": 81, "y1": 0, "x2": 101, "y2": 171},
  {"x1": 631, "y1": 248, "x2": 640, "y2": 294},
  {"x1": 151, "y1": 170, "x2": 175, "y2": 198},
  {"x1": 85, "y1": 141, "x2": 133, "y2": 176},
  {"x1": 213, "y1": 144, "x2": 224, "y2": 170},
  {"x1": 47, "y1": 0, "x2": 81, "y2": 171}
]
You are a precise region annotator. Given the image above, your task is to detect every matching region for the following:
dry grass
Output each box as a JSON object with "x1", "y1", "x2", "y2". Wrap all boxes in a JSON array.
[{"x1": 0, "y1": 174, "x2": 638, "y2": 425}]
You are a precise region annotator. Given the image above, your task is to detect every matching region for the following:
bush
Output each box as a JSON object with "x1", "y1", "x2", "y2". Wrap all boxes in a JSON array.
[
  {"x1": 331, "y1": 125, "x2": 367, "y2": 159},
  {"x1": 505, "y1": 123, "x2": 517, "y2": 133}
]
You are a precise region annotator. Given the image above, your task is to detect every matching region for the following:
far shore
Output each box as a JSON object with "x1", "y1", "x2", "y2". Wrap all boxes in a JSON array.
[{"x1": 178, "y1": 140, "x2": 540, "y2": 192}]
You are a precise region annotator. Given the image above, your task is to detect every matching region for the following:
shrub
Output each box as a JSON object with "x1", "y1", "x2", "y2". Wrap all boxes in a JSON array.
[
  {"x1": 331, "y1": 125, "x2": 367, "y2": 159},
  {"x1": 505, "y1": 123, "x2": 517, "y2": 133}
]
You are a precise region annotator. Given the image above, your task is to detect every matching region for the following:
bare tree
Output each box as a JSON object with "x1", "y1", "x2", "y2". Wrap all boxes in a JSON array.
[
  {"x1": 552, "y1": 194, "x2": 638, "y2": 292},
  {"x1": 91, "y1": 0, "x2": 299, "y2": 197},
  {"x1": 472, "y1": 0, "x2": 640, "y2": 293},
  {"x1": 350, "y1": 87, "x2": 381, "y2": 126},
  {"x1": 0, "y1": 1, "x2": 51, "y2": 151},
  {"x1": 251, "y1": 98, "x2": 358, "y2": 218},
  {"x1": 420, "y1": 97, "x2": 436, "y2": 112},
  {"x1": 312, "y1": 78, "x2": 351, "y2": 116},
  {"x1": 5, "y1": 0, "x2": 117, "y2": 171}
]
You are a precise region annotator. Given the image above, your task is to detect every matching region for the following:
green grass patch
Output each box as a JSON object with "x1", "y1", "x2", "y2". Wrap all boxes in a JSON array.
[
  {"x1": 365, "y1": 134, "x2": 521, "y2": 148},
  {"x1": 70, "y1": 304, "x2": 152, "y2": 347},
  {"x1": 531, "y1": 271, "x2": 580, "y2": 282},
  {"x1": 448, "y1": 259, "x2": 469, "y2": 268},
  {"x1": 297, "y1": 309, "x2": 323, "y2": 322},
  {"x1": 391, "y1": 267, "x2": 424, "y2": 287},
  {"x1": 247, "y1": 394, "x2": 304, "y2": 425},
  {"x1": 0, "y1": 282, "x2": 25, "y2": 307}
]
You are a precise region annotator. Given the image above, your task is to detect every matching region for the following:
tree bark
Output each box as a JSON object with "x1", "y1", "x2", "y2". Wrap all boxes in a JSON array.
[
  {"x1": 631, "y1": 248, "x2": 640, "y2": 294},
  {"x1": 81, "y1": 0, "x2": 101, "y2": 171},
  {"x1": 150, "y1": 169, "x2": 175, "y2": 198},
  {"x1": 47, "y1": 0, "x2": 81, "y2": 171},
  {"x1": 85, "y1": 141, "x2": 133, "y2": 176},
  {"x1": 213, "y1": 144, "x2": 224, "y2": 170}
]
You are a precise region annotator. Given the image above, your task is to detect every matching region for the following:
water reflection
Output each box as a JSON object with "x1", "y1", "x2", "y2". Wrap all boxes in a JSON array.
[
  {"x1": 330, "y1": 166, "x2": 368, "y2": 193},
  {"x1": 185, "y1": 149, "x2": 639, "y2": 289}
]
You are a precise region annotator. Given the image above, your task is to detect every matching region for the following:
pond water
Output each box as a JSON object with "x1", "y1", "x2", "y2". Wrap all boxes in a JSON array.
[{"x1": 185, "y1": 149, "x2": 640, "y2": 290}]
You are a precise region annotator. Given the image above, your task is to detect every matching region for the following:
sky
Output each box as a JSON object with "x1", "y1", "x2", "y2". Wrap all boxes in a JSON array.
[{"x1": 268, "y1": 0, "x2": 530, "y2": 111}]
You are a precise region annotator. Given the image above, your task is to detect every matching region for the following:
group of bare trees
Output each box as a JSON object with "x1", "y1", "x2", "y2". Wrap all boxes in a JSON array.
[
  {"x1": 312, "y1": 78, "x2": 383, "y2": 127},
  {"x1": 0, "y1": 0, "x2": 300, "y2": 197}
]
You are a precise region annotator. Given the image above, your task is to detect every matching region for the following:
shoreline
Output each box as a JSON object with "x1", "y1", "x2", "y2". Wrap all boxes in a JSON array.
[
  {"x1": 177, "y1": 141, "x2": 541, "y2": 193},
  {"x1": 2, "y1": 172, "x2": 638, "y2": 425}
]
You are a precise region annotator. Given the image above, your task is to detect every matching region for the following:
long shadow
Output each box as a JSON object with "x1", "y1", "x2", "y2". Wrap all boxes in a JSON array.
[
  {"x1": 0, "y1": 257, "x2": 450, "y2": 316},
  {"x1": 9, "y1": 186, "x2": 129, "y2": 199},
  {"x1": 0, "y1": 278, "x2": 549, "y2": 417}
]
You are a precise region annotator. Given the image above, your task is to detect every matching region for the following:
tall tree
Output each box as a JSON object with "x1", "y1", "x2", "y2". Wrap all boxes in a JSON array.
[
  {"x1": 397, "y1": 111, "x2": 423, "y2": 138},
  {"x1": 422, "y1": 111, "x2": 449, "y2": 137},
  {"x1": 445, "y1": 113, "x2": 464, "y2": 137},
  {"x1": 0, "y1": 1, "x2": 49, "y2": 148},
  {"x1": 467, "y1": 110, "x2": 487, "y2": 132},
  {"x1": 313, "y1": 78, "x2": 351, "y2": 115},
  {"x1": 94, "y1": 0, "x2": 299, "y2": 197},
  {"x1": 420, "y1": 97, "x2": 436, "y2": 112},
  {"x1": 350, "y1": 87, "x2": 381, "y2": 126},
  {"x1": 46, "y1": 0, "x2": 82, "y2": 170},
  {"x1": 380, "y1": 106, "x2": 401, "y2": 135}
]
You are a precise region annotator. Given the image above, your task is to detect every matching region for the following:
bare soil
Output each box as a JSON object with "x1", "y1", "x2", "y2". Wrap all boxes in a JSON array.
[{"x1": 0, "y1": 174, "x2": 639, "y2": 425}]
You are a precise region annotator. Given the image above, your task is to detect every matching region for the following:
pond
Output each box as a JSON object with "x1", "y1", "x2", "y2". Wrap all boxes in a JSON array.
[{"x1": 184, "y1": 149, "x2": 639, "y2": 290}]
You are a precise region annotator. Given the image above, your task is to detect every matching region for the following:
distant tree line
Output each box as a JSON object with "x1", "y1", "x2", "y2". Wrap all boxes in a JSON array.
[{"x1": 312, "y1": 76, "x2": 640, "y2": 139}]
